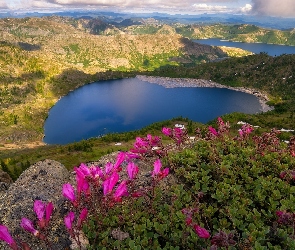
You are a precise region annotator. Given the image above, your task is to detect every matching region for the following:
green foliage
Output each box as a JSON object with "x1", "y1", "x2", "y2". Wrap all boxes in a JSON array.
[
  {"x1": 168, "y1": 129, "x2": 295, "y2": 248},
  {"x1": 67, "y1": 140, "x2": 93, "y2": 152}
]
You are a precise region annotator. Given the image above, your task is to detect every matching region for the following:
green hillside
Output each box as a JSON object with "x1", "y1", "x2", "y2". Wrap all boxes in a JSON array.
[{"x1": 123, "y1": 23, "x2": 295, "y2": 46}]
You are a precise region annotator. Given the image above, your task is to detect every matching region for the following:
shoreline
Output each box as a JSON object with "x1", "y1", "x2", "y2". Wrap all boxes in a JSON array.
[{"x1": 136, "y1": 75, "x2": 274, "y2": 113}]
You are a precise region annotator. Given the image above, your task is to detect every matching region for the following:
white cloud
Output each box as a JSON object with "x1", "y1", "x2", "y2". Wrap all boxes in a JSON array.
[
  {"x1": 240, "y1": 4, "x2": 252, "y2": 13},
  {"x1": 192, "y1": 3, "x2": 228, "y2": 13}
]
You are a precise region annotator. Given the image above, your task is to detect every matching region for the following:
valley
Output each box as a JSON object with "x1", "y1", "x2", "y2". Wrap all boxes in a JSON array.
[{"x1": 0, "y1": 15, "x2": 295, "y2": 176}]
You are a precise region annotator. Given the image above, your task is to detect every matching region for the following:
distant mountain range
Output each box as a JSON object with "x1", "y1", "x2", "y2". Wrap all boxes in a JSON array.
[{"x1": 1, "y1": 10, "x2": 295, "y2": 30}]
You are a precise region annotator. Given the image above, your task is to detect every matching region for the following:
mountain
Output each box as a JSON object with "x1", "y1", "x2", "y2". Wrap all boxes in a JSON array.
[{"x1": 1, "y1": 11, "x2": 295, "y2": 29}]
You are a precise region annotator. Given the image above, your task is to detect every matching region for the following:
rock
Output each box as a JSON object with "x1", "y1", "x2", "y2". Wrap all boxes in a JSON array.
[
  {"x1": 0, "y1": 169, "x2": 13, "y2": 200},
  {"x1": 0, "y1": 169, "x2": 13, "y2": 184},
  {"x1": 111, "y1": 228, "x2": 129, "y2": 240},
  {"x1": 0, "y1": 159, "x2": 72, "y2": 250}
]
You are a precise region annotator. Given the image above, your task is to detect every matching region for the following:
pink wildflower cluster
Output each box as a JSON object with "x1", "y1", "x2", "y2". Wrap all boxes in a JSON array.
[
  {"x1": 162, "y1": 126, "x2": 188, "y2": 146},
  {"x1": 130, "y1": 134, "x2": 164, "y2": 158},
  {"x1": 0, "y1": 200, "x2": 54, "y2": 250},
  {"x1": 237, "y1": 123, "x2": 254, "y2": 140},
  {"x1": 253, "y1": 129, "x2": 281, "y2": 155},
  {"x1": 206, "y1": 117, "x2": 230, "y2": 139},
  {"x1": 217, "y1": 117, "x2": 230, "y2": 135},
  {"x1": 62, "y1": 151, "x2": 169, "y2": 247}
]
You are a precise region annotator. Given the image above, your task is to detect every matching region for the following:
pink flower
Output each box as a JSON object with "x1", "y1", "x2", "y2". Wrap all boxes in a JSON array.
[
  {"x1": 208, "y1": 126, "x2": 218, "y2": 136},
  {"x1": 114, "y1": 152, "x2": 126, "y2": 170},
  {"x1": 113, "y1": 181, "x2": 128, "y2": 202},
  {"x1": 103, "y1": 172, "x2": 119, "y2": 195},
  {"x1": 162, "y1": 127, "x2": 172, "y2": 136},
  {"x1": 104, "y1": 162, "x2": 114, "y2": 176},
  {"x1": 193, "y1": 224, "x2": 210, "y2": 239},
  {"x1": 152, "y1": 159, "x2": 162, "y2": 177},
  {"x1": 159, "y1": 168, "x2": 169, "y2": 179},
  {"x1": 34, "y1": 200, "x2": 54, "y2": 228},
  {"x1": 238, "y1": 129, "x2": 243, "y2": 137},
  {"x1": 20, "y1": 218, "x2": 39, "y2": 236},
  {"x1": 76, "y1": 172, "x2": 90, "y2": 195},
  {"x1": 45, "y1": 202, "x2": 54, "y2": 225},
  {"x1": 77, "y1": 163, "x2": 91, "y2": 177},
  {"x1": 125, "y1": 152, "x2": 140, "y2": 161},
  {"x1": 77, "y1": 208, "x2": 88, "y2": 228},
  {"x1": 64, "y1": 212, "x2": 75, "y2": 231},
  {"x1": 152, "y1": 159, "x2": 169, "y2": 180},
  {"x1": 147, "y1": 134, "x2": 161, "y2": 146},
  {"x1": 90, "y1": 166, "x2": 104, "y2": 179},
  {"x1": 62, "y1": 183, "x2": 76, "y2": 202},
  {"x1": 0, "y1": 225, "x2": 17, "y2": 249},
  {"x1": 127, "y1": 162, "x2": 139, "y2": 180},
  {"x1": 34, "y1": 200, "x2": 45, "y2": 221},
  {"x1": 218, "y1": 117, "x2": 224, "y2": 125}
]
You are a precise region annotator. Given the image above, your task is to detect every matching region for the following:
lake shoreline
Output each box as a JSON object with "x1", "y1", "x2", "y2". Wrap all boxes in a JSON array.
[{"x1": 136, "y1": 75, "x2": 274, "y2": 113}]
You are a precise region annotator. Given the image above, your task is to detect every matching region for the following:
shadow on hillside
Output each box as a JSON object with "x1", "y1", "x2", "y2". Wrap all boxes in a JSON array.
[
  {"x1": 1, "y1": 71, "x2": 46, "y2": 85},
  {"x1": 50, "y1": 68, "x2": 137, "y2": 98},
  {"x1": 178, "y1": 37, "x2": 227, "y2": 62},
  {"x1": 17, "y1": 42, "x2": 41, "y2": 51}
]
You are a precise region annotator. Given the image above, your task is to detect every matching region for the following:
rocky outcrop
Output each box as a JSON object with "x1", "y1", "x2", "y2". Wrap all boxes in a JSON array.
[
  {"x1": 0, "y1": 169, "x2": 13, "y2": 200},
  {"x1": 0, "y1": 160, "x2": 73, "y2": 250},
  {"x1": 0, "y1": 169, "x2": 13, "y2": 185}
]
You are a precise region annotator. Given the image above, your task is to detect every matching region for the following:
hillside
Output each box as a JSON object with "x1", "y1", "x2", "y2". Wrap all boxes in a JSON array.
[
  {"x1": 114, "y1": 22, "x2": 295, "y2": 46},
  {"x1": 187, "y1": 24, "x2": 295, "y2": 45},
  {"x1": 0, "y1": 16, "x2": 226, "y2": 145}
]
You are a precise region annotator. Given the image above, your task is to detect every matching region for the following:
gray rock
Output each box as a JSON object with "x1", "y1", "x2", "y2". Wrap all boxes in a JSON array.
[
  {"x1": 0, "y1": 159, "x2": 72, "y2": 250},
  {"x1": 0, "y1": 169, "x2": 13, "y2": 184}
]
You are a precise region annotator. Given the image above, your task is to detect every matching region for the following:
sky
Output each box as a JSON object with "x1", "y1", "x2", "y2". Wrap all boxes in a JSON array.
[{"x1": 0, "y1": 0, "x2": 295, "y2": 18}]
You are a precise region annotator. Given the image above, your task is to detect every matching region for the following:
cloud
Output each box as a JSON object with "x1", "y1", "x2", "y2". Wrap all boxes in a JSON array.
[
  {"x1": 0, "y1": 1, "x2": 8, "y2": 9},
  {"x1": 32, "y1": 0, "x2": 62, "y2": 8},
  {"x1": 4, "y1": 0, "x2": 294, "y2": 18},
  {"x1": 0, "y1": 0, "x2": 245, "y2": 13},
  {"x1": 192, "y1": 3, "x2": 228, "y2": 13},
  {"x1": 251, "y1": 0, "x2": 295, "y2": 17},
  {"x1": 240, "y1": 4, "x2": 252, "y2": 14}
]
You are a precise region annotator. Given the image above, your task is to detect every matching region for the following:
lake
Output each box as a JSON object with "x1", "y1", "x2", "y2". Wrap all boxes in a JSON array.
[
  {"x1": 43, "y1": 78, "x2": 262, "y2": 144},
  {"x1": 193, "y1": 38, "x2": 295, "y2": 56}
]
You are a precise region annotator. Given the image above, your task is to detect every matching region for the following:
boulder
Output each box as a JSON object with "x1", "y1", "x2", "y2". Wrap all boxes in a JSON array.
[
  {"x1": 0, "y1": 169, "x2": 13, "y2": 184},
  {"x1": 0, "y1": 159, "x2": 73, "y2": 250},
  {"x1": 0, "y1": 169, "x2": 13, "y2": 199}
]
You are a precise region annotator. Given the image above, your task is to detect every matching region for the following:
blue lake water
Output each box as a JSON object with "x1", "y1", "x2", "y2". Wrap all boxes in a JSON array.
[
  {"x1": 44, "y1": 78, "x2": 262, "y2": 144},
  {"x1": 193, "y1": 38, "x2": 295, "y2": 56}
]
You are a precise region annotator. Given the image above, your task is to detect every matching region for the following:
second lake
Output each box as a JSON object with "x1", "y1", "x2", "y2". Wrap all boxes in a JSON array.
[
  {"x1": 44, "y1": 77, "x2": 262, "y2": 144},
  {"x1": 193, "y1": 38, "x2": 295, "y2": 57}
]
